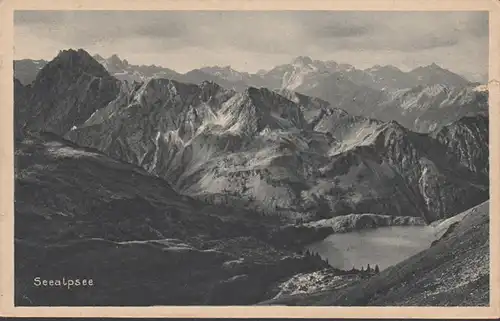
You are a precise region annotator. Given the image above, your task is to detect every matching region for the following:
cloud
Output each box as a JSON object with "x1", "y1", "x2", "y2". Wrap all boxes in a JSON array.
[
  {"x1": 13, "y1": 10, "x2": 488, "y2": 79},
  {"x1": 299, "y1": 11, "x2": 487, "y2": 53},
  {"x1": 314, "y1": 25, "x2": 370, "y2": 38}
]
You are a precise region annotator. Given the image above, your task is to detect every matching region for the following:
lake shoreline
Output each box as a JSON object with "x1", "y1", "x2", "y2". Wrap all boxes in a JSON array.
[
  {"x1": 303, "y1": 213, "x2": 427, "y2": 235},
  {"x1": 305, "y1": 209, "x2": 474, "y2": 271},
  {"x1": 306, "y1": 225, "x2": 437, "y2": 271}
]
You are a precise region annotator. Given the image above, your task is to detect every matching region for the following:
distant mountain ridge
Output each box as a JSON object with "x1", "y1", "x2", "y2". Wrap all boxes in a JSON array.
[
  {"x1": 15, "y1": 53, "x2": 485, "y2": 133},
  {"x1": 14, "y1": 53, "x2": 479, "y2": 89},
  {"x1": 13, "y1": 59, "x2": 48, "y2": 85},
  {"x1": 13, "y1": 48, "x2": 490, "y2": 308},
  {"x1": 14, "y1": 49, "x2": 489, "y2": 223}
]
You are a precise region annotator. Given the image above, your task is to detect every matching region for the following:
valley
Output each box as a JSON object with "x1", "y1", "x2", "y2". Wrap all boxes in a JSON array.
[{"x1": 13, "y1": 48, "x2": 490, "y2": 306}]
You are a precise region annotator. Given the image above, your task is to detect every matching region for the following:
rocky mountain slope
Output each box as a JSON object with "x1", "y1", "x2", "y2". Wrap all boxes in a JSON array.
[
  {"x1": 13, "y1": 59, "x2": 48, "y2": 85},
  {"x1": 14, "y1": 77, "x2": 31, "y2": 140},
  {"x1": 262, "y1": 200, "x2": 490, "y2": 306},
  {"x1": 15, "y1": 49, "x2": 489, "y2": 224},
  {"x1": 15, "y1": 54, "x2": 478, "y2": 92},
  {"x1": 266, "y1": 57, "x2": 473, "y2": 92},
  {"x1": 15, "y1": 54, "x2": 485, "y2": 134},
  {"x1": 92, "y1": 54, "x2": 182, "y2": 83},
  {"x1": 15, "y1": 132, "x2": 335, "y2": 306},
  {"x1": 199, "y1": 56, "x2": 474, "y2": 93},
  {"x1": 301, "y1": 73, "x2": 488, "y2": 132},
  {"x1": 20, "y1": 49, "x2": 122, "y2": 136},
  {"x1": 15, "y1": 131, "x2": 489, "y2": 306},
  {"x1": 91, "y1": 54, "x2": 256, "y2": 92},
  {"x1": 13, "y1": 48, "x2": 490, "y2": 307}
]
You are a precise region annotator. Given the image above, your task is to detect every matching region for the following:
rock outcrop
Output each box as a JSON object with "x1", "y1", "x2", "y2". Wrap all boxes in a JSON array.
[
  {"x1": 22, "y1": 49, "x2": 121, "y2": 136},
  {"x1": 17, "y1": 50, "x2": 488, "y2": 223},
  {"x1": 13, "y1": 49, "x2": 490, "y2": 307}
]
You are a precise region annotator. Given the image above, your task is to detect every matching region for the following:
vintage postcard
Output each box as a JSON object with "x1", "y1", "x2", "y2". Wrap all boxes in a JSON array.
[{"x1": 1, "y1": 0, "x2": 499, "y2": 318}]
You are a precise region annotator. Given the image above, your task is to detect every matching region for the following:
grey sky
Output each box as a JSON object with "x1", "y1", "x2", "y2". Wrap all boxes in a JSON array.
[{"x1": 14, "y1": 11, "x2": 489, "y2": 81}]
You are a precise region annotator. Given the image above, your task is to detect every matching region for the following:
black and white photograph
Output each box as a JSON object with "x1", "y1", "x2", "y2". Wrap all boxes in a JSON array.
[{"x1": 6, "y1": 2, "x2": 495, "y2": 313}]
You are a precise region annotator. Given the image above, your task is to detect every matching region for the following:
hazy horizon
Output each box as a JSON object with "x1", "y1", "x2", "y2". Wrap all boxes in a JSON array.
[
  {"x1": 14, "y1": 49, "x2": 483, "y2": 82},
  {"x1": 14, "y1": 11, "x2": 489, "y2": 82}
]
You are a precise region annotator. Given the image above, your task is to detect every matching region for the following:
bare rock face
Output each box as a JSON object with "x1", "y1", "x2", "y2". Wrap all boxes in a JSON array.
[
  {"x1": 19, "y1": 49, "x2": 489, "y2": 224},
  {"x1": 13, "y1": 50, "x2": 490, "y2": 306},
  {"x1": 15, "y1": 54, "x2": 486, "y2": 133},
  {"x1": 301, "y1": 77, "x2": 488, "y2": 133},
  {"x1": 310, "y1": 116, "x2": 489, "y2": 222},
  {"x1": 431, "y1": 115, "x2": 489, "y2": 178},
  {"x1": 24, "y1": 49, "x2": 121, "y2": 136},
  {"x1": 303, "y1": 214, "x2": 426, "y2": 233},
  {"x1": 14, "y1": 78, "x2": 31, "y2": 140},
  {"x1": 377, "y1": 84, "x2": 488, "y2": 132}
]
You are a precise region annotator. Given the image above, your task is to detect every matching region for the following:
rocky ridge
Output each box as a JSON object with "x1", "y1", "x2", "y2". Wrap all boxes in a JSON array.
[
  {"x1": 21, "y1": 49, "x2": 122, "y2": 136},
  {"x1": 15, "y1": 54, "x2": 486, "y2": 133},
  {"x1": 14, "y1": 49, "x2": 489, "y2": 223},
  {"x1": 13, "y1": 49, "x2": 491, "y2": 307}
]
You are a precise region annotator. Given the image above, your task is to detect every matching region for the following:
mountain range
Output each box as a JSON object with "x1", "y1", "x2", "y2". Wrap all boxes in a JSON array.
[
  {"x1": 14, "y1": 53, "x2": 487, "y2": 133},
  {"x1": 16, "y1": 49, "x2": 489, "y2": 223},
  {"x1": 14, "y1": 53, "x2": 481, "y2": 91},
  {"x1": 13, "y1": 48, "x2": 490, "y2": 306}
]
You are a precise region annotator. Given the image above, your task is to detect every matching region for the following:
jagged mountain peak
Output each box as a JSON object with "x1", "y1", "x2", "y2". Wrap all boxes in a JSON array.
[
  {"x1": 430, "y1": 114, "x2": 489, "y2": 178},
  {"x1": 276, "y1": 88, "x2": 329, "y2": 104},
  {"x1": 41, "y1": 48, "x2": 110, "y2": 80},
  {"x1": 411, "y1": 62, "x2": 444, "y2": 72},
  {"x1": 126, "y1": 77, "x2": 233, "y2": 111},
  {"x1": 436, "y1": 114, "x2": 489, "y2": 134},
  {"x1": 108, "y1": 53, "x2": 121, "y2": 61},
  {"x1": 292, "y1": 56, "x2": 314, "y2": 66},
  {"x1": 381, "y1": 119, "x2": 409, "y2": 134},
  {"x1": 55, "y1": 48, "x2": 100, "y2": 66},
  {"x1": 246, "y1": 85, "x2": 266, "y2": 95},
  {"x1": 56, "y1": 48, "x2": 91, "y2": 59},
  {"x1": 221, "y1": 86, "x2": 307, "y2": 133},
  {"x1": 367, "y1": 119, "x2": 416, "y2": 153},
  {"x1": 200, "y1": 79, "x2": 224, "y2": 89},
  {"x1": 366, "y1": 64, "x2": 403, "y2": 73},
  {"x1": 14, "y1": 49, "x2": 490, "y2": 249},
  {"x1": 196, "y1": 65, "x2": 252, "y2": 84},
  {"x1": 107, "y1": 53, "x2": 127, "y2": 67},
  {"x1": 135, "y1": 77, "x2": 200, "y2": 101},
  {"x1": 22, "y1": 48, "x2": 121, "y2": 136},
  {"x1": 245, "y1": 86, "x2": 295, "y2": 104}
]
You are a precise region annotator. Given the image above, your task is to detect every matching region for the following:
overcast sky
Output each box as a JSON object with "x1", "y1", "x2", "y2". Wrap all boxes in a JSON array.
[{"x1": 14, "y1": 11, "x2": 489, "y2": 81}]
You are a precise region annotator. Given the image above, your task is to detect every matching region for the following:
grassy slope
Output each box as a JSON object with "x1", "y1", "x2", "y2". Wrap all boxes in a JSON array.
[{"x1": 15, "y1": 132, "x2": 329, "y2": 306}]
